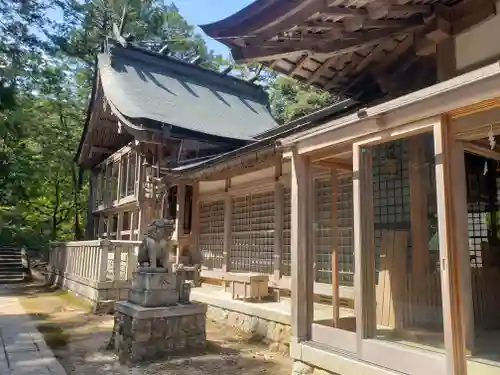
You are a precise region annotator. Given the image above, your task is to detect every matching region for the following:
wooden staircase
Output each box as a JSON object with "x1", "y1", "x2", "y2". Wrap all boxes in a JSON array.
[{"x1": 0, "y1": 247, "x2": 24, "y2": 283}]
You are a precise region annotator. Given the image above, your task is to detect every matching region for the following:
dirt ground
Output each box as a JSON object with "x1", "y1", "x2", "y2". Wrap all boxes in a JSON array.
[{"x1": 8, "y1": 282, "x2": 293, "y2": 375}]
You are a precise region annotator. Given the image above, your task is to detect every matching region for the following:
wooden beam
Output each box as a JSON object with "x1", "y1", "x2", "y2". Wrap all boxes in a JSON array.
[
  {"x1": 433, "y1": 117, "x2": 467, "y2": 375},
  {"x1": 463, "y1": 140, "x2": 500, "y2": 161},
  {"x1": 314, "y1": 159, "x2": 353, "y2": 170},
  {"x1": 323, "y1": 4, "x2": 430, "y2": 18},
  {"x1": 353, "y1": 144, "x2": 376, "y2": 342},
  {"x1": 290, "y1": 149, "x2": 313, "y2": 342},
  {"x1": 250, "y1": 0, "x2": 332, "y2": 44},
  {"x1": 234, "y1": 20, "x2": 423, "y2": 62},
  {"x1": 217, "y1": 0, "x2": 321, "y2": 38}
]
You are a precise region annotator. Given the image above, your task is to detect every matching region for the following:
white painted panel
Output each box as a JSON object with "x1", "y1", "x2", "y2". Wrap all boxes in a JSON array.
[
  {"x1": 199, "y1": 180, "x2": 225, "y2": 193},
  {"x1": 455, "y1": 3, "x2": 500, "y2": 71},
  {"x1": 231, "y1": 166, "x2": 275, "y2": 186}
]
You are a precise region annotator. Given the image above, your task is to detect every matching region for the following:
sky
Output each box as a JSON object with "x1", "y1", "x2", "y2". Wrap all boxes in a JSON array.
[{"x1": 174, "y1": 0, "x2": 254, "y2": 57}]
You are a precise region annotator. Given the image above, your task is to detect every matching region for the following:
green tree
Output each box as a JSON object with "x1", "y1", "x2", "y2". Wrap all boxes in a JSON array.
[{"x1": 268, "y1": 75, "x2": 339, "y2": 124}]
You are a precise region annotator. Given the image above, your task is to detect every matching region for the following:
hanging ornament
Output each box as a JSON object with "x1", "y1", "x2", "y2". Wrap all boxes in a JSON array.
[{"x1": 484, "y1": 161, "x2": 489, "y2": 176}]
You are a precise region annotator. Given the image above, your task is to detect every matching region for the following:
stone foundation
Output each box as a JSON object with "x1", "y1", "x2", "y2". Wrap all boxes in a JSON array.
[
  {"x1": 206, "y1": 305, "x2": 290, "y2": 352},
  {"x1": 291, "y1": 360, "x2": 339, "y2": 375},
  {"x1": 113, "y1": 301, "x2": 206, "y2": 364}
]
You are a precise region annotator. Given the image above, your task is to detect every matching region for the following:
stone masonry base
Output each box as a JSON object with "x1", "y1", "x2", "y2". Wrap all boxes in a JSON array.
[
  {"x1": 113, "y1": 301, "x2": 207, "y2": 364},
  {"x1": 291, "y1": 360, "x2": 339, "y2": 375},
  {"x1": 206, "y1": 305, "x2": 291, "y2": 352}
]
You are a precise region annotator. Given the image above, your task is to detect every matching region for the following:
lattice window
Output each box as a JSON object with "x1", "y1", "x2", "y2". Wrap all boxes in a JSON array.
[
  {"x1": 372, "y1": 140, "x2": 411, "y2": 272},
  {"x1": 199, "y1": 200, "x2": 224, "y2": 269},
  {"x1": 282, "y1": 187, "x2": 292, "y2": 276},
  {"x1": 231, "y1": 191, "x2": 274, "y2": 273},
  {"x1": 338, "y1": 172, "x2": 354, "y2": 286},
  {"x1": 314, "y1": 177, "x2": 333, "y2": 284}
]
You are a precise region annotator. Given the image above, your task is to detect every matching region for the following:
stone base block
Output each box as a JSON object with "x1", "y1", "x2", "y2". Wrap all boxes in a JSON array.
[
  {"x1": 113, "y1": 301, "x2": 207, "y2": 364},
  {"x1": 131, "y1": 271, "x2": 177, "y2": 291},
  {"x1": 128, "y1": 289, "x2": 178, "y2": 307}
]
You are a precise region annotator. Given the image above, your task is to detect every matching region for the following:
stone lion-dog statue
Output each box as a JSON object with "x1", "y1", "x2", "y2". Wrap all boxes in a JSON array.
[{"x1": 137, "y1": 218, "x2": 176, "y2": 269}]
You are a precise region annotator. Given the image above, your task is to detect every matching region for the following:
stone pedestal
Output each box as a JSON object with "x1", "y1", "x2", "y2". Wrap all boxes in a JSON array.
[{"x1": 112, "y1": 268, "x2": 207, "y2": 364}]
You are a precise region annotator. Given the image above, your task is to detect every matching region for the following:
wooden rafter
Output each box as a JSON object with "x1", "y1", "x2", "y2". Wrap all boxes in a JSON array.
[
  {"x1": 250, "y1": 0, "x2": 332, "y2": 44},
  {"x1": 234, "y1": 17, "x2": 423, "y2": 62},
  {"x1": 288, "y1": 53, "x2": 310, "y2": 76}
]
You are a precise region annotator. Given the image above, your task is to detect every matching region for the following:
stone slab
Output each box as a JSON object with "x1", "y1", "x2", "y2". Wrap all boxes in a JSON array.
[
  {"x1": 115, "y1": 300, "x2": 207, "y2": 319},
  {"x1": 131, "y1": 271, "x2": 178, "y2": 291},
  {"x1": 128, "y1": 289, "x2": 179, "y2": 307},
  {"x1": 0, "y1": 294, "x2": 67, "y2": 375}
]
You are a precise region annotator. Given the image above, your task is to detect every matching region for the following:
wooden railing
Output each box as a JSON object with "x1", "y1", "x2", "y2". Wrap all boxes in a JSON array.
[{"x1": 49, "y1": 240, "x2": 141, "y2": 287}]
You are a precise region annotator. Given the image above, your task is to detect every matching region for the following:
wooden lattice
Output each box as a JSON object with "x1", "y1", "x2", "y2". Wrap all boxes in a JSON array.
[
  {"x1": 314, "y1": 174, "x2": 355, "y2": 286},
  {"x1": 199, "y1": 200, "x2": 224, "y2": 269},
  {"x1": 372, "y1": 140, "x2": 411, "y2": 273},
  {"x1": 282, "y1": 187, "x2": 292, "y2": 276},
  {"x1": 231, "y1": 191, "x2": 275, "y2": 274}
]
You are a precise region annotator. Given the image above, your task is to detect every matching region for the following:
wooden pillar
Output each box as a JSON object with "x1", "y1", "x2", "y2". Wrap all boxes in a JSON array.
[
  {"x1": 177, "y1": 183, "x2": 186, "y2": 237},
  {"x1": 290, "y1": 149, "x2": 313, "y2": 342},
  {"x1": 409, "y1": 136, "x2": 430, "y2": 277},
  {"x1": 274, "y1": 159, "x2": 284, "y2": 281},
  {"x1": 117, "y1": 155, "x2": 123, "y2": 201},
  {"x1": 450, "y1": 140, "x2": 475, "y2": 353},
  {"x1": 330, "y1": 169, "x2": 340, "y2": 327},
  {"x1": 117, "y1": 211, "x2": 124, "y2": 240},
  {"x1": 433, "y1": 117, "x2": 467, "y2": 375},
  {"x1": 223, "y1": 178, "x2": 232, "y2": 272},
  {"x1": 191, "y1": 182, "x2": 202, "y2": 265},
  {"x1": 353, "y1": 144, "x2": 376, "y2": 344},
  {"x1": 98, "y1": 215, "x2": 104, "y2": 238}
]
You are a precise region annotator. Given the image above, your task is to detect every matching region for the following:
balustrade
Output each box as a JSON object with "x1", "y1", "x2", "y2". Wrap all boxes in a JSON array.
[{"x1": 50, "y1": 240, "x2": 141, "y2": 286}]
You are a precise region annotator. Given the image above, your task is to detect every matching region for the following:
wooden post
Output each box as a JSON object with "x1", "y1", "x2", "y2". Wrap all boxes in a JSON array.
[
  {"x1": 433, "y1": 117, "x2": 467, "y2": 375},
  {"x1": 177, "y1": 183, "x2": 187, "y2": 246},
  {"x1": 223, "y1": 178, "x2": 232, "y2": 272},
  {"x1": 274, "y1": 182, "x2": 284, "y2": 281},
  {"x1": 290, "y1": 149, "x2": 313, "y2": 342},
  {"x1": 274, "y1": 158, "x2": 284, "y2": 281},
  {"x1": 191, "y1": 182, "x2": 201, "y2": 265},
  {"x1": 353, "y1": 144, "x2": 376, "y2": 343},
  {"x1": 117, "y1": 155, "x2": 123, "y2": 201},
  {"x1": 450, "y1": 140, "x2": 475, "y2": 353},
  {"x1": 330, "y1": 168, "x2": 340, "y2": 328},
  {"x1": 117, "y1": 212, "x2": 124, "y2": 240},
  {"x1": 409, "y1": 135, "x2": 430, "y2": 326}
]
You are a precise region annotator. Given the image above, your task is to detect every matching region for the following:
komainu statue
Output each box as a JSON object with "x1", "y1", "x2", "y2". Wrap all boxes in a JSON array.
[{"x1": 137, "y1": 218, "x2": 176, "y2": 269}]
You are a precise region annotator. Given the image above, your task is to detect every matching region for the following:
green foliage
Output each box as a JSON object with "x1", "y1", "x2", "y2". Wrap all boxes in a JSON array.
[
  {"x1": 269, "y1": 75, "x2": 339, "y2": 124},
  {"x1": 0, "y1": 0, "x2": 341, "y2": 250}
]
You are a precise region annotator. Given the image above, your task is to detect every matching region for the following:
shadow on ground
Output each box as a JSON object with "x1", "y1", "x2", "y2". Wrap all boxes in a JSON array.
[{"x1": 1, "y1": 282, "x2": 293, "y2": 375}]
